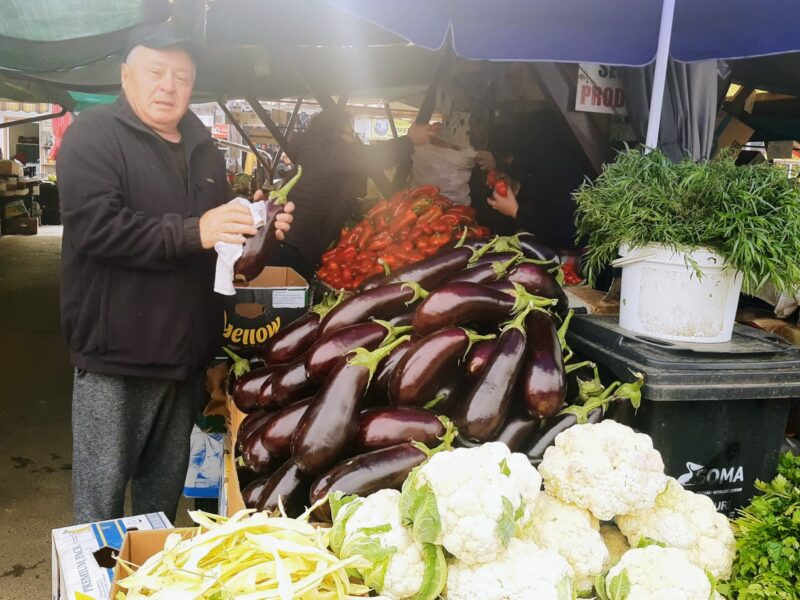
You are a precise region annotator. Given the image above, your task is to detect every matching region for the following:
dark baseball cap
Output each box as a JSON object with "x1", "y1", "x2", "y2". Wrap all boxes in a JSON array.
[{"x1": 124, "y1": 22, "x2": 200, "y2": 62}]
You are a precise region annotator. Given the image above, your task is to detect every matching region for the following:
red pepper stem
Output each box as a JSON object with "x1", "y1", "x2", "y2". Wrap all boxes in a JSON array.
[{"x1": 268, "y1": 165, "x2": 303, "y2": 206}]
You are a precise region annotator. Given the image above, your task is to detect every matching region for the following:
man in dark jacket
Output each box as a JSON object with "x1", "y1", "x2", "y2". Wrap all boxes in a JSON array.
[{"x1": 58, "y1": 26, "x2": 293, "y2": 523}]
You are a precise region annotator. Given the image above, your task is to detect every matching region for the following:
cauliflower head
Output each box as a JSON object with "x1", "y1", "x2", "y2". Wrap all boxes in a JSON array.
[
  {"x1": 330, "y1": 490, "x2": 446, "y2": 600},
  {"x1": 523, "y1": 492, "x2": 609, "y2": 593},
  {"x1": 599, "y1": 523, "x2": 630, "y2": 568},
  {"x1": 399, "y1": 442, "x2": 542, "y2": 565},
  {"x1": 444, "y1": 538, "x2": 574, "y2": 600},
  {"x1": 538, "y1": 420, "x2": 668, "y2": 521},
  {"x1": 602, "y1": 546, "x2": 717, "y2": 600},
  {"x1": 615, "y1": 477, "x2": 736, "y2": 580}
]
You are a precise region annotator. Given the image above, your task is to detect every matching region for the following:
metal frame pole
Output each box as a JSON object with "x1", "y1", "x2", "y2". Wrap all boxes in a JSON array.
[{"x1": 645, "y1": 0, "x2": 677, "y2": 152}]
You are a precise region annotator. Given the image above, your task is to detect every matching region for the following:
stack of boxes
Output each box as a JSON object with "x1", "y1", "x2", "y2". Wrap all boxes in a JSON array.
[{"x1": 1, "y1": 159, "x2": 41, "y2": 235}]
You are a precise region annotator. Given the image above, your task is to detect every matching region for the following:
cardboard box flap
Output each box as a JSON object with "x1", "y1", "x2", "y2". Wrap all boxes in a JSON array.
[{"x1": 235, "y1": 266, "x2": 307, "y2": 289}]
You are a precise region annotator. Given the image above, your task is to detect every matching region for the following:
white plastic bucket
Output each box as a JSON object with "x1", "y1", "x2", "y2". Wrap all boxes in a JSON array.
[{"x1": 614, "y1": 244, "x2": 743, "y2": 343}]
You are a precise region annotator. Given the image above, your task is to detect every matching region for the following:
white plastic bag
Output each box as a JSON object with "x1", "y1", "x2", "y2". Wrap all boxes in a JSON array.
[{"x1": 412, "y1": 143, "x2": 477, "y2": 205}]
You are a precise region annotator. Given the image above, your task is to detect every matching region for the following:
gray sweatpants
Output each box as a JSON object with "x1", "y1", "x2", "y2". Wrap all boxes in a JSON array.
[{"x1": 71, "y1": 370, "x2": 199, "y2": 524}]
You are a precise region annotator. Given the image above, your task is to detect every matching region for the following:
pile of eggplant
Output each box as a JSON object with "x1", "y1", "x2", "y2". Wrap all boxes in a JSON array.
[{"x1": 228, "y1": 234, "x2": 640, "y2": 520}]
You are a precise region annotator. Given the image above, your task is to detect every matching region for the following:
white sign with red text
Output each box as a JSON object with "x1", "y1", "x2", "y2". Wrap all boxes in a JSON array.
[{"x1": 575, "y1": 64, "x2": 627, "y2": 115}]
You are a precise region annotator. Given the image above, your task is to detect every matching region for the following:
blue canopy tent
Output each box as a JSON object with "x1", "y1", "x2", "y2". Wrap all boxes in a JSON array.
[{"x1": 324, "y1": 0, "x2": 800, "y2": 154}]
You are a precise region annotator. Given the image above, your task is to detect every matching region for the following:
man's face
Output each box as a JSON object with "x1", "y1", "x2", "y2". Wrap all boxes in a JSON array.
[{"x1": 121, "y1": 45, "x2": 195, "y2": 134}]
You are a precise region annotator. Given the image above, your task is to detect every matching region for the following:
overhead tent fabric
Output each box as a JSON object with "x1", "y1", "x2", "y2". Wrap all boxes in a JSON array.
[{"x1": 322, "y1": 0, "x2": 800, "y2": 65}]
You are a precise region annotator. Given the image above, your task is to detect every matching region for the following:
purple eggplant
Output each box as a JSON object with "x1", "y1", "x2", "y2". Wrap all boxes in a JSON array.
[
  {"x1": 256, "y1": 376, "x2": 277, "y2": 409},
  {"x1": 446, "y1": 253, "x2": 520, "y2": 286},
  {"x1": 516, "y1": 232, "x2": 560, "y2": 266},
  {"x1": 306, "y1": 320, "x2": 408, "y2": 383},
  {"x1": 427, "y1": 367, "x2": 466, "y2": 418},
  {"x1": 234, "y1": 168, "x2": 303, "y2": 281},
  {"x1": 256, "y1": 460, "x2": 313, "y2": 517},
  {"x1": 356, "y1": 407, "x2": 446, "y2": 452},
  {"x1": 495, "y1": 412, "x2": 540, "y2": 452},
  {"x1": 259, "y1": 293, "x2": 343, "y2": 365},
  {"x1": 388, "y1": 311, "x2": 415, "y2": 327},
  {"x1": 507, "y1": 263, "x2": 568, "y2": 315},
  {"x1": 455, "y1": 310, "x2": 531, "y2": 442},
  {"x1": 412, "y1": 282, "x2": 518, "y2": 336},
  {"x1": 485, "y1": 279, "x2": 516, "y2": 295},
  {"x1": 292, "y1": 337, "x2": 410, "y2": 475},
  {"x1": 364, "y1": 338, "x2": 413, "y2": 405},
  {"x1": 389, "y1": 327, "x2": 494, "y2": 406},
  {"x1": 241, "y1": 424, "x2": 280, "y2": 474},
  {"x1": 267, "y1": 356, "x2": 318, "y2": 407},
  {"x1": 309, "y1": 443, "x2": 428, "y2": 521},
  {"x1": 237, "y1": 410, "x2": 275, "y2": 452},
  {"x1": 242, "y1": 473, "x2": 274, "y2": 509},
  {"x1": 319, "y1": 282, "x2": 428, "y2": 338},
  {"x1": 467, "y1": 251, "x2": 522, "y2": 270},
  {"x1": 521, "y1": 310, "x2": 567, "y2": 418},
  {"x1": 466, "y1": 338, "x2": 499, "y2": 379},
  {"x1": 260, "y1": 398, "x2": 313, "y2": 459},
  {"x1": 360, "y1": 247, "x2": 473, "y2": 292},
  {"x1": 230, "y1": 367, "x2": 275, "y2": 413}
]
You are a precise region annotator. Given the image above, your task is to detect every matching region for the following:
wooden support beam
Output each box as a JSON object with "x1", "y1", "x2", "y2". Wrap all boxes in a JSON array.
[{"x1": 531, "y1": 63, "x2": 612, "y2": 175}]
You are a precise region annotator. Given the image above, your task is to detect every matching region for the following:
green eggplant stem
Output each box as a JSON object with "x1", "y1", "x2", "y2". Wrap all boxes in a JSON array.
[
  {"x1": 348, "y1": 335, "x2": 412, "y2": 384},
  {"x1": 268, "y1": 165, "x2": 303, "y2": 206},
  {"x1": 223, "y1": 347, "x2": 251, "y2": 378}
]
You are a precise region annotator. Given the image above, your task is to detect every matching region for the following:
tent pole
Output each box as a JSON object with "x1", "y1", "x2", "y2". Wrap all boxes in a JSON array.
[{"x1": 644, "y1": 0, "x2": 676, "y2": 153}]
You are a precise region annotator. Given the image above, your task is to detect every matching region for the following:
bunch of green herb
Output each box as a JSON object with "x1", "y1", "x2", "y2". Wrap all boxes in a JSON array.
[
  {"x1": 717, "y1": 452, "x2": 800, "y2": 599},
  {"x1": 574, "y1": 149, "x2": 800, "y2": 294}
]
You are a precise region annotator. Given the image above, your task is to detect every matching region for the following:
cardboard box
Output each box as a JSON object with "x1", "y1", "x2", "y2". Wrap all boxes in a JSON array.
[
  {"x1": 4, "y1": 199, "x2": 29, "y2": 218},
  {"x1": 220, "y1": 392, "x2": 248, "y2": 517},
  {"x1": 222, "y1": 266, "x2": 311, "y2": 354},
  {"x1": 2, "y1": 216, "x2": 37, "y2": 235},
  {"x1": 108, "y1": 528, "x2": 194, "y2": 600},
  {"x1": 0, "y1": 159, "x2": 23, "y2": 177},
  {"x1": 51, "y1": 513, "x2": 171, "y2": 600}
]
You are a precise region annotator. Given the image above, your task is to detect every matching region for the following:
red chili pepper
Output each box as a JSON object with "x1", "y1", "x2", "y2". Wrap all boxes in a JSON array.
[
  {"x1": 357, "y1": 225, "x2": 374, "y2": 249},
  {"x1": 391, "y1": 198, "x2": 413, "y2": 219},
  {"x1": 344, "y1": 225, "x2": 361, "y2": 247},
  {"x1": 494, "y1": 180, "x2": 508, "y2": 198},
  {"x1": 420, "y1": 223, "x2": 434, "y2": 235},
  {"x1": 322, "y1": 247, "x2": 342, "y2": 263},
  {"x1": 448, "y1": 205, "x2": 477, "y2": 218},
  {"x1": 432, "y1": 197, "x2": 451, "y2": 208},
  {"x1": 374, "y1": 214, "x2": 391, "y2": 233},
  {"x1": 340, "y1": 246, "x2": 358, "y2": 261},
  {"x1": 410, "y1": 198, "x2": 433, "y2": 214},
  {"x1": 366, "y1": 231, "x2": 393, "y2": 251},
  {"x1": 378, "y1": 254, "x2": 402, "y2": 269},
  {"x1": 437, "y1": 214, "x2": 461, "y2": 228},
  {"x1": 430, "y1": 232, "x2": 452, "y2": 246},
  {"x1": 417, "y1": 205, "x2": 444, "y2": 227},
  {"x1": 366, "y1": 199, "x2": 390, "y2": 219},
  {"x1": 396, "y1": 225, "x2": 413, "y2": 238},
  {"x1": 409, "y1": 227, "x2": 424, "y2": 241},
  {"x1": 389, "y1": 208, "x2": 418, "y2": 235},
  {"x1": 407, "y1": 184, "x2": 439, "y2": 200},
  {"x1": 400, "y1": 240, "x2": 414, "y2": 252},
  {"x1": 407, "y1": 252, "x2": 425, "y2": 262}
]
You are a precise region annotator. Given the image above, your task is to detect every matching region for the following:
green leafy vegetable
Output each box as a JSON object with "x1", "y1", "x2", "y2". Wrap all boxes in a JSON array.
[
  {"x1": 410, "y1": 543, "x2": 448, "y2": 600},
  {"x1": 719, "y1": 452, "x2": 800, "y2": 599},
  {"x1": 496, "y1": 497, "x2": 516, "y2": 547},
  {"x1": 575, "y1": 149, "x2": 800, "y2": 294},
  {"x1": 499, "y1": 458, "x2": 511, "y2": 477},
  {"x1": 635, "y1": 536, "x2": 666, "y2": 549},
  {"x1": 399, "y1": 475, "x2": 442, "y2": 545}
]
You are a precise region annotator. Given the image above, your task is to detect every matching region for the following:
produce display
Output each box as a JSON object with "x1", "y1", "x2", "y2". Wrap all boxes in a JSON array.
[{"x1": 316, "y1": 185, "x2": 491, "y2": 290}]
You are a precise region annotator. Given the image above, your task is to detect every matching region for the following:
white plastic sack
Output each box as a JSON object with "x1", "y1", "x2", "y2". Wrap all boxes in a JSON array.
[{"x1": 412, "y1": 143, "x2": 477, "y2": 205}]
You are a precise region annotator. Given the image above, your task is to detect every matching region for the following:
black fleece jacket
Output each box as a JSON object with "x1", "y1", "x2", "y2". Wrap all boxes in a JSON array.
[{"x1": 58, "y1": 96, "x2": 232, "y2": 380}]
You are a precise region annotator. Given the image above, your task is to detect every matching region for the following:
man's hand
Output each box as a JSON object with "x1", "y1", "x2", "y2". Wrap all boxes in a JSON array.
[
  {"x1": 407, "y1": 123, "x2": 431, "y2": 146},
  {"x1": 199, "y1": 203, "x2": 258, "y2": 248},
  {"x1": 487, "y1": 187, "x2": 519, "y2": 219},
  {"x1": 274, "y1": 201, "x2": 294, "y2": 241},
  {"x1": 475, "y1": 150, "x2": 497, "y2": 172}
]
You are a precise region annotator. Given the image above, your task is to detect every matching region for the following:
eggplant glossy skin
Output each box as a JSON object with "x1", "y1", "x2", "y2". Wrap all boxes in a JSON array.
[
  {"x1": 469, "y1": 252, "x2": 519, "y2": 269},
  {"x1": 269, "y1": 357, "x2": 318, "y2": 406},
  {"x1": 306, "y1": 322, "x2": 387, "y2": 382},
  {"x1": 260, "y1": 398, "x2": 312, "y2": 459},
  {"x1": 256, "y1": 376, "x2": 276, "y2": 409},
  {"x1": 517, "y1": 232, "x2": 559, "y2": 266},
  {"x1": 237, "y1": 410, "x2": 274, "y2": 452},
  {"x1": 525, "y1": 408, "x2": 602, "y2": 465},
  {"x1": 319, "y1": 283, "x2": 421, "y2": 338},
  {"x1": 241, "y1": 426, "x2": 279, "y2": 474},
  {"x1": 521, "y1": 310, "x2": 567, "y2": 418},
  {"x1": 309, "y1": 443, "x2": 427, "y2": 521},
  {"x1": 465, "y1": 339, "x2": 498, "y2": 379},
  {"x1": 231, "y1": 367, "x2": 274, "y2": 413},
  {"x1": 242, "y1": 473, "x2": 273, "y2": 509},
  {"x1": 234, "y1": 201, "x2": 284, "y2": 281},
  {"x1": 495, "y1": 413, "x2": 540, "y2": 452},
  {"x1": 260, "y1": 312, "x2": 320, "y2": 365},
  {"x1": 291, "y1": 359, "x2": 368, "y2": 475},
  {"x1": 356, "y1": 407, "x2": 445, "y2": 452},
  {"x1": 412, "y1": 282, "x2": 515, "y2": 336},
  {"x1": 365, "y1": 339, "x2": 412, "y2": 405},
  {"x1": 360, "y1": 247, "x2": 472, "y2": 292},
  {"x1": 389, "y1": 328, "x2": 471, "y2": 406},
  {"x1": 388, "y1": 311, "x2": 415, "y2": 328},
  {"x1": 508, "y1": 264, "x2": 568, "y2": 315},
  {"x1": 256, "y1": 460, "x2": 313, "y2": 517},
  {"x1": 455, "y1": 327, "x2": 526, "y2": 442}
]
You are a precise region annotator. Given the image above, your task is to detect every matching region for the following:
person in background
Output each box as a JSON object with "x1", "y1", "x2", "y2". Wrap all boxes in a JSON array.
[
  {"x1": 476, "y1": 112, "x2": 591, "y2": 251},
  {"x1": 57, "y1": 24, "x2": 294, "y2": 524},
  {"x1": 273, "y1": 108, "x2": 431, "y2": 279}
]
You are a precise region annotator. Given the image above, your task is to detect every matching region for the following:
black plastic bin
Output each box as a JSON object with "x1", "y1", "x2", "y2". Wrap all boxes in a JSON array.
[{"x1": 566, "y1": 315, "x2": 800, "y2": 517}]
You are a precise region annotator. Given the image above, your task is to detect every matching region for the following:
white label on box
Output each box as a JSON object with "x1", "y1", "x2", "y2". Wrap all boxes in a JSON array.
[{"x1": 272, "y1": 289, "x2": 306, "y2": 308}]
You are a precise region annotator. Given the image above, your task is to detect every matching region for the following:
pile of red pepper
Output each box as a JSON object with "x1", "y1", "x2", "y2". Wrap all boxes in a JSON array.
[{"x1": 317, "y1": 185, "x2": 491, "y2": 290}]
